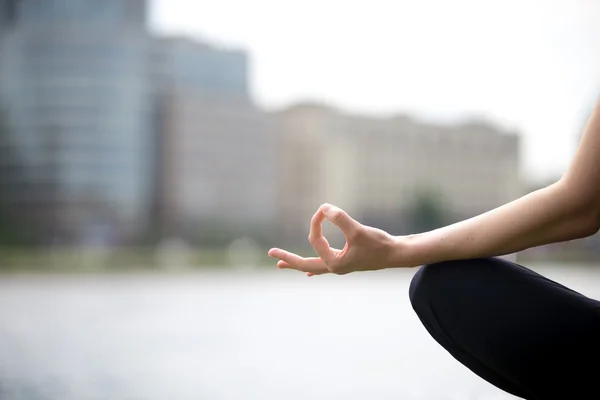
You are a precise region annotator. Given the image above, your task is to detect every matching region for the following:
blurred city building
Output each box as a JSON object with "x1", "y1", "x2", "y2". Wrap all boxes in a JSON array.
[
  {"x1": 149, "y1": 36, "x2": 277, "y2": 246},
  {"x1": 0, "y1": 0, "x2": 265, "y2": 247},
  {"x1": 158, "y1": 90, "x2": 277, "y2": 245},
  {"x1": 0, "y1": 0, "x2": 18, "y2": 29},
  {"x1": 275, "y1": 103, "x2": 523, "y2": 244},
  {"x1": 0, "y1": 0, "x2": 152, "y2": 245},
  {"x1": 151, "y1": 36, "x2": 248, "y2": 96}
]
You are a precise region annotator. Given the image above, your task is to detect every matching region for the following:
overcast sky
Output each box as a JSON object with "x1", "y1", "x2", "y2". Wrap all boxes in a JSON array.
[{"x1": 150, "y1": 0, "x2": 600, "y2": 183}]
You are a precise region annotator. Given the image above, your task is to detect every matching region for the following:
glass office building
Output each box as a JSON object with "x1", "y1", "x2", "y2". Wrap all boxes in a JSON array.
[{"x1": 0, "y1": 0, "x2": 153, "y2": 244}]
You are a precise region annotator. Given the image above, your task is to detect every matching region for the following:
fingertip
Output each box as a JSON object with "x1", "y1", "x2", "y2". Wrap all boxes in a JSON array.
[
  {"x1": 268, "y1": 248, "x2": 278, "y2": 257},
  {"x1": 321, "y1": 203, "x2": 343, "y2": 218},
  {"x1": 320, "y1": 203, "x2": 332, "y2": 211}
]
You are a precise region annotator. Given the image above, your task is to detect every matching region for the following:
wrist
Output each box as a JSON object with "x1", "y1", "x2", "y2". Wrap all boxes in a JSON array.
[{"x1": 388, "y1": 233, "x2": 424, "y2": 268}]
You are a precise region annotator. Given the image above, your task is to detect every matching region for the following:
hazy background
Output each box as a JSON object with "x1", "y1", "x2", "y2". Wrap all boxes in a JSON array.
[
  {"x1": 0, "y1": 1, "x2": 599, "y2": 399},
  {"x1": 153, "y1": 0, "x2": 600, "y2": 183}
]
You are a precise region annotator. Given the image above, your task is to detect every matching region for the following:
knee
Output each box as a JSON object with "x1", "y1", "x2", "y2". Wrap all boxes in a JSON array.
[
  {"x1": 409, "y1": 259, "x2": 491, "y2": 314},
  {"x1": 409, "y1": 261, "x2": 448, "y2": 312}
]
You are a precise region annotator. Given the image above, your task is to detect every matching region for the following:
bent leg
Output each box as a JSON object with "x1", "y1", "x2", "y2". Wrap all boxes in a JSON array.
[{"x1": 409, "y1": 258, "x2": 600, "y2": 400}]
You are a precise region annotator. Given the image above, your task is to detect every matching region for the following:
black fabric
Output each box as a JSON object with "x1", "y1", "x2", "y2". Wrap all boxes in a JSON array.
[{"x1": 409, "y1": 258, "x2": 600, "y2": 399}]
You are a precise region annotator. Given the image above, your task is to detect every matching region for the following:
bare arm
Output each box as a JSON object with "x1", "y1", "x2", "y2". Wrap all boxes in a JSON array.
[{"x1": 398, "y1": 96, "x2": 600, "y2": 267}]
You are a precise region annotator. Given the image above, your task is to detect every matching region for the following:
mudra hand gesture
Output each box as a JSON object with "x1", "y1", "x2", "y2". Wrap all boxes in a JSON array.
[{"x1": 268, "y1": 203, "x2": 401, "y2": 276}]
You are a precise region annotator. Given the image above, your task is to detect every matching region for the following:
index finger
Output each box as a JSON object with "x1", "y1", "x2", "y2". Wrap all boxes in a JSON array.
[
  {"x1": 268, "y1": 248, "x2": 329, "y2": 274},
  {"x1": 309, "y1": 208, "x2": 334, "y2": 262}
]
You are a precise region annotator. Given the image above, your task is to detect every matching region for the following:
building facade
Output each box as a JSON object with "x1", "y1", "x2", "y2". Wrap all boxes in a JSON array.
[
  {"x1": 158, "y1": 90, "x2": 277, "y2": 244},
  {"x1": 0, "y1": 0, "x2": 153, "y2": 244},
  {"x1": 0, "y1": 1, "x2": 264, "y2": 246},
  {"x1": 0, "y1": 0, "x2": 18, "y2": 30},
  {"x1": 152, "y1": 36, "x2": 248, "y2": 97},
  {"x1": 148, "y1": 36, "x2": 277, "y2": 245}
]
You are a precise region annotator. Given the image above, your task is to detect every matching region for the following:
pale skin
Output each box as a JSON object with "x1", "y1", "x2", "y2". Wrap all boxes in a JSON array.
[{"x1": 268, "y1": 96, "x2": 600, "y2": 276}]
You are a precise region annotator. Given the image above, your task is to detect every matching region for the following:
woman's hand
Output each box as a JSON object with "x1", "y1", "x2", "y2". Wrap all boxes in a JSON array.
[{"x1": 268, "y1": 203, "x2": 402, "y2": 276}]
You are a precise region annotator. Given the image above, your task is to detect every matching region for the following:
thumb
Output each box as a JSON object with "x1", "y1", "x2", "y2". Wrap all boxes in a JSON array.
[{"x1": 320, "y1": 203, "x2": 359, "y2": 236}]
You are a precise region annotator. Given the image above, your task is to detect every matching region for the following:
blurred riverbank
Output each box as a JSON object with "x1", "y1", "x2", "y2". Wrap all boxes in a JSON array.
[{"x1": 1, "y1": 245, "x2": 599, "y2": 274}]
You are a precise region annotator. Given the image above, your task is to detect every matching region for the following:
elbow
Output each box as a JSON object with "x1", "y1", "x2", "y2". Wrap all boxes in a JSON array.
[
  {"x1": 555, "y1": 179, "x2": 600, "y2": 239},
  {"x1": 587, "y1": 208, "x2": 600, "y2": 237},
  {"x1": 578, "y1": 214, "x2": 600, "y2": 239},
  {"x1": 571, "y1": 198, "x2": 600, "y2": 239}
]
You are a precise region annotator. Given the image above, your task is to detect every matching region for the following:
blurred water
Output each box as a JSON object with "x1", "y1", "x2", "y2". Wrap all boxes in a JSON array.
[{"x1": 1, "y1": 265, "x2": 599, "y2": 400}]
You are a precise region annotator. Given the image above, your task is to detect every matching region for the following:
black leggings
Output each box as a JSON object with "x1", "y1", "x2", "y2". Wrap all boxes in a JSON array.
[{"x1": 409, "y1": 258, "x2": 600, "y2": 400}]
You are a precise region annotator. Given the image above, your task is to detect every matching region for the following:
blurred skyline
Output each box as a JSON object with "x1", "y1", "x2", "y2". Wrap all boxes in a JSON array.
[
  {"x1": 151, "y1": 0, "x2": 600, "y2": 183},
  {"x1": 1, "y1": 0, "x2": 599, "y2": 259}
]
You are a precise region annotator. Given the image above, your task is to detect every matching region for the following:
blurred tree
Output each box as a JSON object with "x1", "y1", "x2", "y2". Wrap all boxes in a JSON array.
[{"x1": 407, "y1": 187, "x2": 447, "y2": 233}]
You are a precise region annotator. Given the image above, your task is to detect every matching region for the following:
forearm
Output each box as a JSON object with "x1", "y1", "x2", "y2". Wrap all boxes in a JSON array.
[{"x1": 396, "y1": 180, "x2": 599, "y2": 267}]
